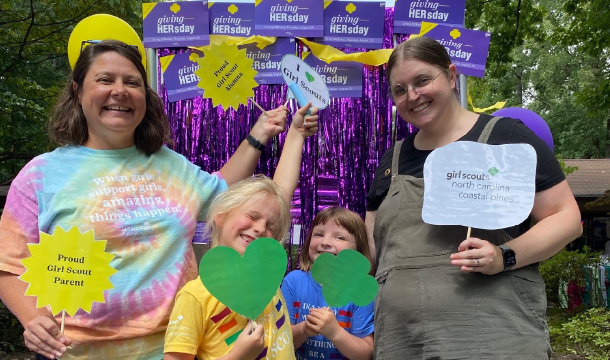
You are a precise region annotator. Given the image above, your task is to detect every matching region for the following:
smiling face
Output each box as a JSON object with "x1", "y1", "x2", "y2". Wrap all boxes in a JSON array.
[
  {"x1": 307, "y1": 220, "x2": 357, "y2": 263},
  {"x1": 76, "y1": 51, "x2": 146, "y2": 149},
  {"x1": 389, "y1": 58, "x2": 456, "y2": 130},
  {"x1": 215, "y1": 193, "x2": 281, "y2": 255}
]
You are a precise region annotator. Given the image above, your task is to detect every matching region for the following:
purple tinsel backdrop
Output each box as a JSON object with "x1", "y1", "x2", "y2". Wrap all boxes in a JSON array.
[{"x1": 159, "y1": 9, "x2": 412, "y2": 269}]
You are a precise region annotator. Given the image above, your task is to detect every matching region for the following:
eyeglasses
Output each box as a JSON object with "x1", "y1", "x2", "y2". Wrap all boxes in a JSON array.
[
  {"x1": 80, "y1": 40, "x2": 139, "y2": 53},
  {"x1": 387, "y1": 71, "x2": 444, "y2": 104}
]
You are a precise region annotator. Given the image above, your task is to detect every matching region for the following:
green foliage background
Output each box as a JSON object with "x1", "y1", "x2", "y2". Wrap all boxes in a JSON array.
[
  {"x1": 539, "y1": 247, "x2": 602, "y2": 306},
  {"x1": 550, "y1": 308, "x2": 610, "y2": 360},
  {"x1": 465, "y1": 0, "x2": 610, "y2": 159}
]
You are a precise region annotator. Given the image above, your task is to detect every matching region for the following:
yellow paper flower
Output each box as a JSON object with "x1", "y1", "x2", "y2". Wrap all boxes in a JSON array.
[
  {"x1": 20, "y1": 226, "x2": 117, "y2": 316},
  {"x1": 195, "y1": 42, "x2": 258, "y2": 110}
]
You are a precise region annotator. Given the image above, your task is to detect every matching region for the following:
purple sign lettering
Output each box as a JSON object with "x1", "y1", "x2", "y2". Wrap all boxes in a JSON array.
[
  {"x1": 314, "y1": 1, "x2": 385, "y2": 50},
  {"x1": 303, "y1": 54, "x2": 362, "y2": 98},
  {"x1": 255, "y1": 0, "x2": 324, "y2": 37},
  {"x1": 209, "y1": 2, "x2": 254, "y2": 37},
  {"x1": 161, "y1": 51, "x2": 204, "y2": 103},
  {"x1": 394, "y1": 0, "x2": 465, "y2": 35},
  {"x1": 239, "y1": 38, "x2": 296, "y2": 85},
  {"x1": 423, "y1": 25, "x2": 491, "y2": 78},
  {"x1": 143, "y1": 2, "x2": 209, "y2": 48}
]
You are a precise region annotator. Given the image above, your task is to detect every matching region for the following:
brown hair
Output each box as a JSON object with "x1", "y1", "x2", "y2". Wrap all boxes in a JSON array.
[
  {"x1": 299, "y1": 207, "x2": 374, "y2": 275},
  {"x1": 386, "y1": 36, "x2": 458, "y2": 96},
  {"x1": 48, "y1": 40, "x2": 170, "y2": 154}
]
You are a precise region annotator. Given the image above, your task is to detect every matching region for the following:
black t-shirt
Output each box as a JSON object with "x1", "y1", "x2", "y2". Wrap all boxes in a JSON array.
[{"x1": 366, "y1": 114, "x2": 565, "y2": 237}]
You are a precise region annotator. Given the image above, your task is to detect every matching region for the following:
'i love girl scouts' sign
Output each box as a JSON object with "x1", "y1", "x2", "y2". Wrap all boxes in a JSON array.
[{"x1": 281, "y1": 54, "x2": 330, "y2": 109}]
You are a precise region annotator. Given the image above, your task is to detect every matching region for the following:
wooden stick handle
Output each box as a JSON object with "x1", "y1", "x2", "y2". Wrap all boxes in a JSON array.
[
  {"x1": 60, "y1": 310, "x2": 65, "y2": 335},
  {"x1": 251, "y1": 99, "x2": 268, "y2": 116}
]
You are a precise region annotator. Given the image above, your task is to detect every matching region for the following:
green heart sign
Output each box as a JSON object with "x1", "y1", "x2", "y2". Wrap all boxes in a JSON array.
[
  {"x1": 311, "y1": 249, "x2": 378, "y2": 307},
  {"x1": 199, "y1": 237, "x2": 287, "y2": 319},
  {"x1": 305, "y1": 71, "x2": 315, "y2": 82}
]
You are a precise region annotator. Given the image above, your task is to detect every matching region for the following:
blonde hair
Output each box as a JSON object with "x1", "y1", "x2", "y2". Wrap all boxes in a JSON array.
[
  {"x1": 206, "y1": 175, "x2": 292, "y2": 247},
  {"x1": 299, "y1": 207, "x2": 374, "y2": 275}
]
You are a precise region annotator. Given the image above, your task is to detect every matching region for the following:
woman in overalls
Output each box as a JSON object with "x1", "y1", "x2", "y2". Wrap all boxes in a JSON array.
[{"x1": 365, "y1": 37, "x2": 582, "y2": 359}]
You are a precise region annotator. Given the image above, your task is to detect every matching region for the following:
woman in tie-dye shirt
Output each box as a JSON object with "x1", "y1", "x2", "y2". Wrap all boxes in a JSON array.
[{"x1": 0, "y1": 40, "x2": 309, "y2": 360}]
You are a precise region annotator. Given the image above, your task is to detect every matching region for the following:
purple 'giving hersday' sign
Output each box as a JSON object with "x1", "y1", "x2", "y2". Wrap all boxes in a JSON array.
[
  {"x1": 302, "y1": 53, "x2": 363, "y2": 99},
  {"x1": 255, "y1": 0, "x2": 324, "y2": 37},
  {"x1": 239, "y1": 38, "x2": 296, "y2": 85},
  {"x1": 421, "y1": 23, "x2": 491, "y2": 78},
  {"x1": 160, "y1": 51, "x2": 204, "y2": 103},
  {"x1": 314, "y1": 1, "x2": 385, "y2": 50},
  {"x1": 394, "y1": 0, "x2": 465, "y2": 35},
  {"x1": 143, "y1": 1, "x2": 209, "y2": 48},
  {"x1": 209, "y1": 2, "x2": 255, "y2": 37}
]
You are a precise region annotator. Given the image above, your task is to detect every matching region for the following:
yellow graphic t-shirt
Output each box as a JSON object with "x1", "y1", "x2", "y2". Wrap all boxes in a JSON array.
[{"x1": 164, "y1": 277, "x2": 295, "y2": 360}]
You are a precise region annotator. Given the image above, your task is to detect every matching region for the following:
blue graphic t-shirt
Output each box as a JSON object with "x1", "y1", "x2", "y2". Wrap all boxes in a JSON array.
[{"x1": 281, "y1": 270, "x2": 374, "y2": 360}]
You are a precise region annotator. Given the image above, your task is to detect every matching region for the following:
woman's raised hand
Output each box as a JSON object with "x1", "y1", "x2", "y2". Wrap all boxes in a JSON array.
[{"x1": 250, "y1": 106, "x2": 289, "y2": 144}]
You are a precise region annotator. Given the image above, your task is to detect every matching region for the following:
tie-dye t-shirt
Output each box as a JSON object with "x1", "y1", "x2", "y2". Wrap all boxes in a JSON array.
[
  {"x1": 0, "y1": 145, "x2": 227, "y2": 359},
  {"x1": 165, "y1": 277, "x2": 295, "y2": 360}
]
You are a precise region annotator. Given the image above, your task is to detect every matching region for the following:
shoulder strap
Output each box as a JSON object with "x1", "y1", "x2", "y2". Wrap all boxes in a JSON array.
[
  {"x1": 477, "y1": 116, "x2": 502, "y2": 144},
  {"x1": 391, "y1": 140, "x2": 404, "y2": 178}
]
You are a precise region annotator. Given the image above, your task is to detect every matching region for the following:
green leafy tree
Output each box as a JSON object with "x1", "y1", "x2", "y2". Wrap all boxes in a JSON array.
[
  {"x1": 466, "y1": 0, "x2": 610, "y2": 159},
  {"x1": 465, "y1": 0, "x2": 547, "y2": 112},
  {"x1": 557, "y1": 0, "x2": 610, "y2": 158},
  {"x1": 466, "y1": 0, "x2": 545, "y2": 75}
]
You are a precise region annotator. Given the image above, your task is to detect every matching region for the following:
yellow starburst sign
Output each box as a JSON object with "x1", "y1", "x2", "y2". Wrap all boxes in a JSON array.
[
  {"x1": 194, "y1": 42, "x2": 259, "y2": 110},
  {"x1": 19, "y1": 226, "x2": 117, "y2": 316}
]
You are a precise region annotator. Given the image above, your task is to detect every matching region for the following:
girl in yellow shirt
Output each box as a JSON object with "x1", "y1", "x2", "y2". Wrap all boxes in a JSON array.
[{"x1": 164, "y1": 103, "x2": 318, "y2": 360}]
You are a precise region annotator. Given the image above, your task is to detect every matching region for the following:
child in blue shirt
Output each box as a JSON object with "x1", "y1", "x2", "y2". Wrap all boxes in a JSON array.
[{"x1": 281, "y1": 207, "x2": 375, "y2": 360}]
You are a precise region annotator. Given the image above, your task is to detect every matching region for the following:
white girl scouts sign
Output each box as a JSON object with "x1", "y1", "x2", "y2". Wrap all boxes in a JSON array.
[
  {"x1": 422, "y1": 142, "x2": 536, "y2": 229},
  {"x1": 281, "y1": 54, "x2": 330, "y2": 109}
]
